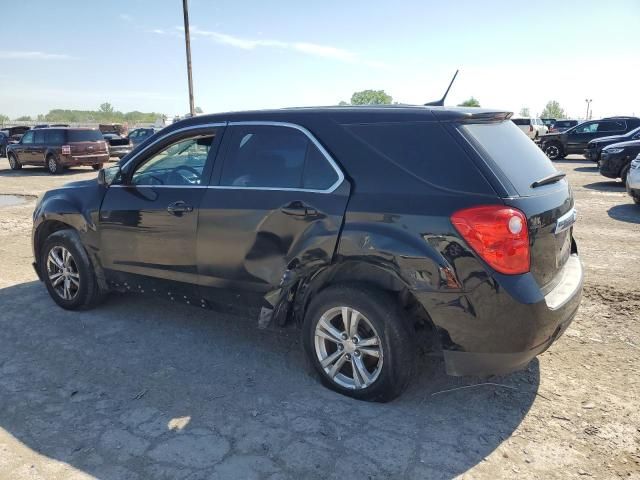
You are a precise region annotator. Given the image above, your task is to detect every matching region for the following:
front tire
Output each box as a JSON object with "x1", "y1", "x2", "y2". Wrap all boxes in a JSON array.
[
  {"x1": 544, "y1": 142, "x2": 565, "y2": 160},
  {"x1": 46, "y1": 154, "x2": 62, "y2": 174},
  {"x1": 302, "y1": 285, "x2": 415, "y2": 402},
  {"x1": 41, "y1": 229, "x2": 106, "y2": 310},
  {"x1": 8, "y1": 153, "x2": 22, "y2": 170}
]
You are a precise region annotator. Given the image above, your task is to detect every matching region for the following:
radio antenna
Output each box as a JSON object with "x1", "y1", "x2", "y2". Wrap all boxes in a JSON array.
[{"x1": 424, "y1": 70, "x2": 459, "y2": 106}]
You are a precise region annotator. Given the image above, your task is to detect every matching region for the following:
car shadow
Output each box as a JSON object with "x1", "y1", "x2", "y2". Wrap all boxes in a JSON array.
[
  {"x1": 574, "y1": 166, "x2": 598, "y2": 173},
  {"x1": 0, "y1": 281, "x2": 539, "y2": 479},
  {"x1": 608, "y1": 203, "x2": 640, "y2": 224},
  {"x1": 583, "y1": 180, "x2": 624, "y2": 192}
]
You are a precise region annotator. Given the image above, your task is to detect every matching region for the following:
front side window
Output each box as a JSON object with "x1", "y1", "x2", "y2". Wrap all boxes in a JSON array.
[
  {"x1": 21, "y1": 131, "x2": 34, "y2": 144},
  {"x1": 575, "y1": 122, "x2": 598, "y2": 134},
  {"x1": 220, "y1": 125, "x2": 338, "y2": 190},
  {"x1": 132, "y1": 135, "x2": 213, "y2": 186}
]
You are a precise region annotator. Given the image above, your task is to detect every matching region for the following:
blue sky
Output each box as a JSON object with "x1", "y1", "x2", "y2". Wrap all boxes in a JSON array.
[{"x1": 1, "y1": 0, "x2": 639, "y2": 119}]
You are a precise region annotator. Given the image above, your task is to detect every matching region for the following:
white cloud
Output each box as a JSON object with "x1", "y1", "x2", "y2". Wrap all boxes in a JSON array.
[
  {"x1": 0, "y1": 51, "x2": 72, "y2": 60},
  {"x1": 182, "y1": 26, "x2": 386, "y2": 67}
]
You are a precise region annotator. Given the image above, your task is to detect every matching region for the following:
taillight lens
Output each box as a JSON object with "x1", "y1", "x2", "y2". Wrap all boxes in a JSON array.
[
  {"x1": 61, "y1": 145, "x2": 71, "y2": 155},
  {"x1": 451, "y1": 205, "x2": 530, "y2": 275}
]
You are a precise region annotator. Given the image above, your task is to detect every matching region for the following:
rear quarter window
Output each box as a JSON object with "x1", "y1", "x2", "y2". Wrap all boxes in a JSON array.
[
  {"x1": 67, "y1": 130, "x2": 104, "y2": 142},
  {"x1": 342, "y1": 121, "x2": 494, "y2": 194},
  {"x1": 512, "y1": 119, "x2": 530, "y2": 126},
  {"x1": 460, "y1": 120, "x2": 561, "y2": 196}
]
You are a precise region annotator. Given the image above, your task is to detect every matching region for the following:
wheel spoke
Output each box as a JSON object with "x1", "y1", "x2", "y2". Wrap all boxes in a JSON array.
[
  {"x1": 48, "y1": 272, "x2": 63, "y2": 282},
  {"x1": 320, "y1": 348, "x2": 344, "y2": 368},
  {"x1": 359, "y1": 347, "x2": 380, "y2": 358},
  {"x1": 357, "y1": 336, "x2": 379, "y2": 348},
  {"x1": 316, "y1": 328, "x2": 341, "y2": 344},
  {"x1": 63, "y1": 248, "x2": 71, "y2": 267},
  {"x1": 52, "y1": 275, "x2": 65, "y2": 287},
  {"x1": 318, "y1": 318, "x2": 343, "y2": 343},
  {"x1": 63, "y1": 279, "x2": 71, "y2": 300},
  {"x1": 348, "y1": 310, "x2": 360, "y2": 338},
  {"x1": 352, "y1": 356, "x2": 372, "y2": 387},
  {"x1": 69, "y1": 276, "x2": 80, "y2": 288},
  {"x1": 48, "y1": 249, "x2": 64, "y2": 269},
  {"x1": 341, "y1": 307, "x2": 351, "y2": 334},
  {"x1": 328, "y1": 352, "x2": 347, "y2": 378}
]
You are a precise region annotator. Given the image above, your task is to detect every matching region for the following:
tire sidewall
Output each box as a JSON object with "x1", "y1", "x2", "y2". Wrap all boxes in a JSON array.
[
  {"x1": 8, "y1": 153, "x2": 20, "y2": 170},
  {"x1": 41, "y1": 230, "x2": 95, "y2": 310},
  {"x1": 621, "y1": 164, "x2": 630, "y2": 186},
  {"x1": 544, "y1": 142, "x2": 563, "y2": 160},
  {"x1": 302, "y1": 285, "x2": 415, "y2": 402}
]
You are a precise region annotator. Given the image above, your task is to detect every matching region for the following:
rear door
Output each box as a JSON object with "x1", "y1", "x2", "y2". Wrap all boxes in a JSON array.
[
  {"x1": 31, "y1": 129, "x2": 46, "y2": 164},
  {"x1": 196, "y1": 122, "x2": 350, "y2": 316},
  {"x1": 460, "y1": 120, "x2": 575, "y2": 289},
  {"x1": 16, "y1": 130, "x2": 35, "y2": 164}
]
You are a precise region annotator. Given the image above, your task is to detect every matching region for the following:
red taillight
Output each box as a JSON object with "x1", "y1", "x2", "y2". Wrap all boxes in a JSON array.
[
  {"x1": 451, "y1": 205, "x2": 530, "y2": 275},
  {"x1": 61, "y1": 145, "x2": 71, "y2": 155},
  {"x1": 529, "y1": 125, "x2": 533, "y2": 132}
]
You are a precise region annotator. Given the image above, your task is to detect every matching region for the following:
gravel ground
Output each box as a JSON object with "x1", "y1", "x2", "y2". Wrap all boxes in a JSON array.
[{"x1": 0, "y1": 156, "x2": 638, "y2": 479}]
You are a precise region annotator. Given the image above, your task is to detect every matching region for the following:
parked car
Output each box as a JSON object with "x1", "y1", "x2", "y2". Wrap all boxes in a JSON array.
[
  {"x1": 585, "y1": 126, "x2": 640, "y2": 162},
  {"x1": 540, "y1": 116, "x2": 640, "y2": 160},
  {"x1": 7, "y1": 127, "x2": 109, "y2": 174},
  {"x1": 625, "y1": 154, "x2": 640, "y2": 205},
  {"x1": 103, "y1": 133, "x2": 132, "y2": 159},
  {"x1": 128, "y1": 127, "x2": 157, "y2": 146},
  {"x1": 0, "y1": 126, "x2": 31, "y2": 157},
  {"x1": 598, "y1": 139, "x2": 640, "y2": 185},
  {"x1": 549, "y1": 119, "x2": 579, "y2": 133},
  {"x1": 541, "y1": 118, "x2": 556, "y2": 129},
  {"x1": 31, "y1": 107, "x2": 583, "y2": 401},
  {"x1": 511, "y1": 117, "x2": 548, "y2": 140},
  {"x1": 99, "y1": 123, "x2": 126, "y2": 136}
]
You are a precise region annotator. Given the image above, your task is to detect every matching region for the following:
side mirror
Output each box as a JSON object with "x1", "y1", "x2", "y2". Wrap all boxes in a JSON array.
[{"x1": 98, "y1": 165, "x2": 121, "y2": 186}]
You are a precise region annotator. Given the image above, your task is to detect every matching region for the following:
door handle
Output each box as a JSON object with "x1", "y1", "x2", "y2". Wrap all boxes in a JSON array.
[
  {"x1": 280, "y1": 201, "x2": 318, "y2": 217},
  {"x1": 167, "y1": 201, "x2": 193, "y2": 215}
]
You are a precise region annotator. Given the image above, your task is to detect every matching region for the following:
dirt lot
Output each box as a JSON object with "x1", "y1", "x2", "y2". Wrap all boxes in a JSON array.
[{"x1": 0, "y1": 156, "x2": 638, "y2": 479}]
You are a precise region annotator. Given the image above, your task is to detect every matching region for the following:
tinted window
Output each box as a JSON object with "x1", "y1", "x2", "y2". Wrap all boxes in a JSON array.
[
  {"x1": 512, "y1": 119, "x2": 530, "y2": 126},
  {"x1": 221, "y1": 125, "x2": 334, "y2": 189},
  {"x1": 574, "y1": 122, "x2": 598, "y2": 133},
  {"x1": 132, "y1": 135, "x2": 213, "y2": 186},
  {"x1": 34, "y1": 130, "x2": 45, "y2": 144},
  {"x1": 21, "y1": 131, "x2": 34, "y2": 144},
  {"x1": 45, "y1": 130, "x2": 65, "y2": 145},
  {"x1": 555, "y1": 121, "x2": 574, "y2": 128},
  {"x1": 344, "y1": 121, "x2": 493, "y2": 194},
  {"x1": 460, "y1": 120, "x2": 559, "y2": 195},
  {"x1": 598, "y1": 121, "x2": 626, "y2": 132},
  {"x1": 67, "y1": 130, "x2": 104, "y2": 142}
]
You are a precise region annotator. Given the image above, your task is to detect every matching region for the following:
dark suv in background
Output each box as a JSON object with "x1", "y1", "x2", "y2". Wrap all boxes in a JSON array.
[
  {"x1": 32, "y1": 106, "x2": 583, "y2": 401},
  {"x1": 7, "y1": 127, "x2": 109, "y2": 174},
  {"x1": 541, "y1": 116, "x2": 640, "y2": 160},
  {"x1": 586, "y1": 126, "x2": 640, "y2": 162}
]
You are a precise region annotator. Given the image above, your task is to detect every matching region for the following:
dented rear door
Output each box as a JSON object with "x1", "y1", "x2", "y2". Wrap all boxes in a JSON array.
[{"x1": 196, "y1": 123, "x2": 350, "y2": 317}]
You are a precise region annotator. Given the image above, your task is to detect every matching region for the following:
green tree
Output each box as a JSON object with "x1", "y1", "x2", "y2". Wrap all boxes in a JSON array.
[
  {"x1": 338, "y1": 100, "x2": 349, "y2": 106},
  {"x1": 458, "y1": 97, "x2": 481, "y2": 107},
  {"x1": 99, "y1": 102, "x2": 114, "y2": 114},
  {"x1": 0, "y1": 114, "x2": 9, "y2": 124},
  {"x1": 15, "y1": 115, "x2": 32, "y2": 121},
  {"x1": 519, "y1": 107, "x2": 530, "y2": 117},
  {"x1": 195, "y1": 106, "x2": 203, "y2": 114},
  {"x1": 349, "y1": 89, "x2": 393, "y2": 105},
  {"x1": 540, "y1": 101, "x2": 566, "y2": 119}
]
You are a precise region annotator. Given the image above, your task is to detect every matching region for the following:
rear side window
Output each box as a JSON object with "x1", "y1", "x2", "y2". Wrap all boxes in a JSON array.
[
  {"x1": 45, "y1": 130, "x2": 65, "y2": 145},
  {"x1": 220, "y1": 125, "x2": 338, "y2": 190},
  {"x1": 460, "y1": 120, "x2": 559, "y2": 196},
  {"x1": 598, "y1": 121, "x2": 626, "y2": 132},
  {"x1": 343, "y1": 121, "x2": 493, "y2": 194},
  {"x1": 34, "y1": 130, "x2": 45, "y2": 144},
  {"x1": 67, "y1": 130, "x2": 103, "y2": 142},
  {"x1": 512, "y1": 119, "x2": 530, "y2": 126}
]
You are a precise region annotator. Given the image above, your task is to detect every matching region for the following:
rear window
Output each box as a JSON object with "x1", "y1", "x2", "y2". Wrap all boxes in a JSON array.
[
  {"x1": 67, "y1": 130, "x2": 104, "y2": 142},
  {"x1": 512, "y1": 119, "x2": 530, "y2": 126},
  {"x1": 460, "y1": 120, "x2": 560, "y2": 196},
  {"x1": 555, "y1": 120, "x2": 574, "y2": 128}
]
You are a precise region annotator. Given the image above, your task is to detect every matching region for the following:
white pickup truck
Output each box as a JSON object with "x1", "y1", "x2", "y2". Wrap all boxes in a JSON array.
[{"x1": 512, "y1": 117, "x2": 548, "y2": 140}]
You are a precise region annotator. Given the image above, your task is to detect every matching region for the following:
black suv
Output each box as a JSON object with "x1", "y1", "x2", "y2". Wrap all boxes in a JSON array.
[
  {"x1": 598, "y1": 139, "x2": 640, "y2": 184},
  {"x1": 586, "y1": 126, "x2": 640, "y2": 162},
  {"x1": 540, "y1": 116, "x2": 640, "y2": 160},
  {"x1": 32, "y1": 107, "x2": 583, "y2": 401}
]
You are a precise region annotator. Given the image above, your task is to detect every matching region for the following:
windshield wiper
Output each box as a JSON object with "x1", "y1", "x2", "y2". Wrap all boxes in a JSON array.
[{"x1": 531, "y1": 171, "x2": 566, "y2": 188}]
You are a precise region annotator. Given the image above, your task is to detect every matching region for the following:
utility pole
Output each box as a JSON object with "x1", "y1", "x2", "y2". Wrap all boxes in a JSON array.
[
  {"x1": 182, "y1": 0, "x2": 195, "y2": 116},
  {"x1": 585, "y1": 99, "x2": 592, "y2": 120}
]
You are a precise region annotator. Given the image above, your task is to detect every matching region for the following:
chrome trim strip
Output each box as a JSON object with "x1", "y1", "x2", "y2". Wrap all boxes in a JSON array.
[
  {"x1": 120, "y1": 122, "x2": 228, "y2": 170},
  {"x1": 554, "y1": 207, "x2": 577, "y2": 234}
]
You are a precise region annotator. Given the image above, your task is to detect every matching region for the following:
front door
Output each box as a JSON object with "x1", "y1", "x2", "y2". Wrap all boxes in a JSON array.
[
  {"x1": 98, "y1": 126, "x2": 223, "y2": 295},
  {"x1": 15, "y1": 130, "x2": 34, "y2": 164},
  {"x1": 196, "y1": 123, "x2": 350, "y2": 316}
]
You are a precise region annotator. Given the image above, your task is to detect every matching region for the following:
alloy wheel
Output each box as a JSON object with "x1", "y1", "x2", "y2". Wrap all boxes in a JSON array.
[
  {"x1": 9, "y1": 155, "x2": 15, "y2": 169},
  {"x1": 314, "y1": 306, "x2": 383, "y2": 390},
  {"x1": 545, "y1": 145, "x2": 560, "y2": 160},
  {"x1": 48, "y1": 157, "x2": 57, "y2": 173},
  {"x1": 46, "y1": 246, "x2": 80, "y2": 300}
]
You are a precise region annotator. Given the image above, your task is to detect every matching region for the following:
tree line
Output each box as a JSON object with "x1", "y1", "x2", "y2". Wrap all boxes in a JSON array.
[{"x1": 0, "y1": 102, "x2": 162, "y2": 125}]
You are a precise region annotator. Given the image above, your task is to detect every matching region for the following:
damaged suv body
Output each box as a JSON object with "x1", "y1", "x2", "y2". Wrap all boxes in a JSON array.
[{"x1": 32, "y1": 106, "x2": 583, "y2": 401}]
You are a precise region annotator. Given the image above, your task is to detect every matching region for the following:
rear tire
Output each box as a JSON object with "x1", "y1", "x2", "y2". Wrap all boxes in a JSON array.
[
  {"x1": 40, "y1": 229, "x2": 106, "y2": 310},
  {"x1": 302, "y1": 284, "x2": 416, "y2": 402},
  {"x1": 544, "y1": 142, "x2": 565, "y2": 160},
  {"x1": 620, "y1": 164, "x2": 631, "y2": 187},
  {"x1": 46, "y1": 154, "x2": 62, "y2": 174},
  {"x1": 8, "y1": 153, "x2": 22, "y2": 170}
]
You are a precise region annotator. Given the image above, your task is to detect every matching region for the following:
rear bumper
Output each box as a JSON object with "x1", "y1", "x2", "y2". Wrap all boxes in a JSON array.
[
  {"x1": 416, "y1": 255, "x2": 583, "y2": 377},
  {"x1": 61, "y1": 153, "x2": 110, "y2": 166}
]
